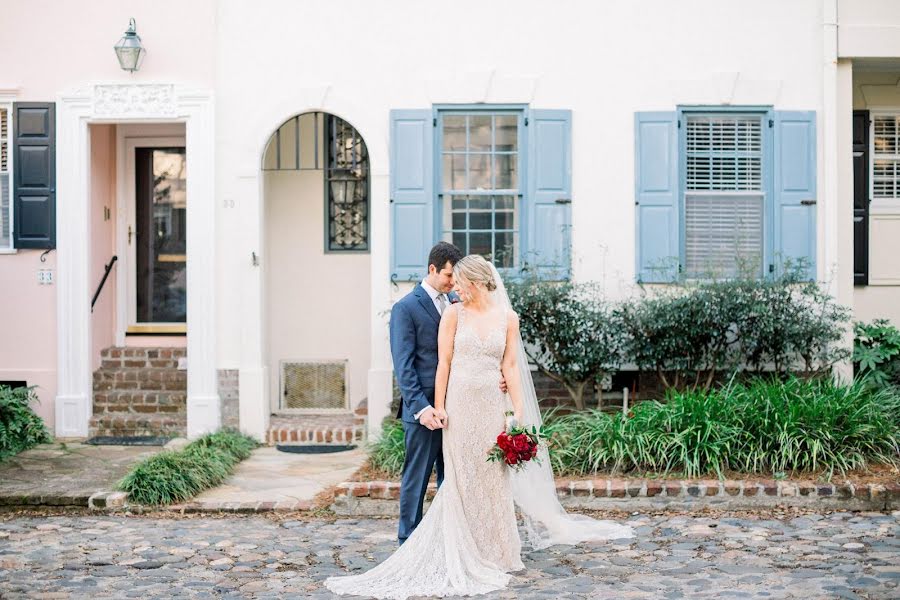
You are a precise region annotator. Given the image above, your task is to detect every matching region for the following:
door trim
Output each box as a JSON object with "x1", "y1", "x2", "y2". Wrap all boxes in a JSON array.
[{"x1": 116, "y1": 134, "x2": 186, "y2": 342}]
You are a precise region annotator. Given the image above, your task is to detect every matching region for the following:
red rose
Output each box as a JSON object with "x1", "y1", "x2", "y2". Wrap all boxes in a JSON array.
[
  {"x1": 512, "y1": 434, "x2": 529, "y2": 452},
  {"x1": 496, "y1": 434, "x2": 509, "y2": 450},
  {"x1": 505, "y1": 451, "x2": 518, "y2": 465},
  {"x1": 530, "y1": 444, "x2": 538, "y2": 458}
]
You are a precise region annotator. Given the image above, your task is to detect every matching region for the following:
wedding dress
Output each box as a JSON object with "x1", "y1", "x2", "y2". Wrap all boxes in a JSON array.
[{"x1": 325, "y1": 265, "x2": 633, "y2": 599}]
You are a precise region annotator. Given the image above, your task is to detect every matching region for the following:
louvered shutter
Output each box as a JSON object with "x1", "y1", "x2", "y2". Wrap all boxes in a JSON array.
[
  {"x1": 635, "y1": 112, "x2": 679, "y2": 282},
  {"x1": 526, "y1": 109, "x2": 571, "y2": 279},
  {"x1": 13, "y1": 102, "x2": 56, "y2": 249},
  {"x1": 853, "y1": 110, "x2": 869, "y2": 286},
  {"x1": 390, "y1": 110, "x2": 434, "y2": 281},
  {"x1": 683, "y1": 115, "x2": 765, "y2": 277},
  {"x1": 773, "y1": 111, "x2": 816, "y2": 280}
]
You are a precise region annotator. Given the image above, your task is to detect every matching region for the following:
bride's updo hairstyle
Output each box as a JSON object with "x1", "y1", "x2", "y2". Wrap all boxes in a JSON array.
[{"x1": 453, "y1": 255, "x2": 497, "y2": 292}]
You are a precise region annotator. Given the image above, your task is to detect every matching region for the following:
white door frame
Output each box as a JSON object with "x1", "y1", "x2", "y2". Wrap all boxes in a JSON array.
[
  {"x1": 118, "y1": 135, "x2": 187, "y2": 336},
  {"x1": 56, "y1": 83, "x2": 218, "y2": 438}
]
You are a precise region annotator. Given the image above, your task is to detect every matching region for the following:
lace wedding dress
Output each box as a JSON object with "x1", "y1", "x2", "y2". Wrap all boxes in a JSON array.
[{"x1": 326, "y1": 305, "x2": 524, "y2": 599}]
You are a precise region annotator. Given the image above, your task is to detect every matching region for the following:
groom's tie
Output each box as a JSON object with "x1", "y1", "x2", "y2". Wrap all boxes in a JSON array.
[{"x1": 437, "y1": 294, "x2": 448, "y2": 315}]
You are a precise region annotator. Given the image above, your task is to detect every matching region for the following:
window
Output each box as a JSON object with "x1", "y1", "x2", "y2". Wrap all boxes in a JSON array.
[
  {"x1": 1, "y1": 106, "x2": 10, "y2": 249},
  {"x1": 438, "y1": 112, "x2": 521, "y2": 268},
  {"x1": 326, "y1": 115, "x2": 369, "y2": 252},
  {"x1": 683, "y1": 113, "x2": 766, "y2": 277},
  {"x1": 873, "y1": 114, "x2": 900, "y2": 200}
]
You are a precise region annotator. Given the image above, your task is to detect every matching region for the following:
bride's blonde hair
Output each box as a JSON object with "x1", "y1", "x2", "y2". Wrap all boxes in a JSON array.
[{"x1": 453, "y1": 255, "x2": 497, "y2": 292}]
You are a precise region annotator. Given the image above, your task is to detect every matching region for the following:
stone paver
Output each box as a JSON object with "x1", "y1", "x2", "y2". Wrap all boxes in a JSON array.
[
  {"x1": 0, "y1": 443, "x2": 162, "y2": 506},
  {"x1": 193, "y1": 446, "x2": 366, "y2": 504},
  {"x1": 0, "y1": 510, "x2": 898, "y2": 598}
]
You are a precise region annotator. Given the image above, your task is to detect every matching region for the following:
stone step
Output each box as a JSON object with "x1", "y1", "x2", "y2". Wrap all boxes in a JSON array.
[
  {"x1": 92, "y1": 367, "x2": 187, "y2": 392},
  {"x1": 89, "y1": 414, "x2": 186, "y2": 438},
  {"x1": 92, "y1": 390, "x2": 186, "y2": 415}
]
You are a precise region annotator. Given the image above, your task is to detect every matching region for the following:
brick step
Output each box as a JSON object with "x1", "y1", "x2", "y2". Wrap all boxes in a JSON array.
[
  {"x1": 89, "y1": 414, "x2": 186, "y2": 438},
  {"x1": 92, "y1": 393, "x2": 186, "y2": 416},
  {"x1": 93, "y1": 367, "x2": 186, "y2": 392},
  {"x1": 100, "y1": 346, "x2": 186, "y2": 370},
  {"x1": 266, "y1": 425, "x2": 366, "y2": 446}
]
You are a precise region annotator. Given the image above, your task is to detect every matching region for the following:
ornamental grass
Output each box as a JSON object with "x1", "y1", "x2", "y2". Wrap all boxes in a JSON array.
[
  {"x1": 369, "y1": 378, "x2": 900, "y2": 480},
  {"x1": 118, "y1": 429, "x2": 258, "y2": 505}
]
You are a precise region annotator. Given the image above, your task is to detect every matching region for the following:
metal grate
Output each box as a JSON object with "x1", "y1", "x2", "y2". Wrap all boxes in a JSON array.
[{"x1": 281, "y1": 360, "x2": 348, "y2": 411}]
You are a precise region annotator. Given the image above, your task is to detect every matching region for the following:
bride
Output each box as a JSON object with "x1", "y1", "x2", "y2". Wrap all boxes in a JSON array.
[{"x1": 326, "y1": 255, "x2": 633, "y2": 599}]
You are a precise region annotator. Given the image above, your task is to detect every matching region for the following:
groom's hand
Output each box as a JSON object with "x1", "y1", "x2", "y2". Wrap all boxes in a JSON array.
[{"x1": 418, "y1": 408, "x2": 443, "y2": 430}]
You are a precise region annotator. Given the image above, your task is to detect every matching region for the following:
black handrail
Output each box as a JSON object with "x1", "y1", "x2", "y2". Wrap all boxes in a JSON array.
[{"x1": 91, "y1": 255, "x2": 118, "y2": 312}]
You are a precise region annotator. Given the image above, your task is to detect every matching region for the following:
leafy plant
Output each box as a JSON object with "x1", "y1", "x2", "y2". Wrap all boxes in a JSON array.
[
  {"x1": 0, "y1": 385, "x2": 51, "y2": 461},
  {"x1": 368, "y1": 418, "x2": 406, "y2": 477},
  {"x1": 507, "y1": 280, "x2": 626, "y2": 409},
  {"x1": 854, "y1": 319, "x2": 900, "y2": 389},
  {"x1": 118, "y1": 428, "x2": 258, "y2": 505}
]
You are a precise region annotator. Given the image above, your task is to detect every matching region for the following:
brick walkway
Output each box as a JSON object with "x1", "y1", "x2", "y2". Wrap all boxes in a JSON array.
[{"x1": 0, "y1": 511, "x2": 898, "y2": 598}]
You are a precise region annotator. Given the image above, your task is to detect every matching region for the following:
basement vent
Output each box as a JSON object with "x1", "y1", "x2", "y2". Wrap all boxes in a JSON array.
[{"x1": 280, "y1": 360, "x2": 348, "y2": 411}]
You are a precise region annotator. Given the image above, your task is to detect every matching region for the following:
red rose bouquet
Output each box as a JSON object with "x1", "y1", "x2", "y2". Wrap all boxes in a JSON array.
[{"x1": 487, "y1": 412, "x2": 542, "y2": 471}]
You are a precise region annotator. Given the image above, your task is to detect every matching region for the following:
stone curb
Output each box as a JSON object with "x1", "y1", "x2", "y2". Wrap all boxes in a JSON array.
[{"x1": 329, "y1": 479, "x2": 900, "y2": 515}]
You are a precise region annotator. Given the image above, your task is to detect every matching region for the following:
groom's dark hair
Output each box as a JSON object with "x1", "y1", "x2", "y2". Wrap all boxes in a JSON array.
[{"x1": 428, "y1": 242, "x2": 463, "y2": 271}]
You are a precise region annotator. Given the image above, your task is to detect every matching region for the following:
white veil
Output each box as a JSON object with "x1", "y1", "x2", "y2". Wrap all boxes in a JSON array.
[{"x1": 488, "y1": 262, "x2": 634, "y2": 549}]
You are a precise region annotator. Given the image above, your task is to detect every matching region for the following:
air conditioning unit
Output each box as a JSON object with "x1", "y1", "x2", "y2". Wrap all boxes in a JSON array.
[{"x1": 280, "y1": 359, "x2": 349, "y2": 412}]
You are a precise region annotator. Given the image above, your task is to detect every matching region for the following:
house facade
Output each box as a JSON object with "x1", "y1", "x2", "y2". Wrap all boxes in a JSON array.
[{"x1": 1, "y1": 0, "x2": 899, "y2": 442}]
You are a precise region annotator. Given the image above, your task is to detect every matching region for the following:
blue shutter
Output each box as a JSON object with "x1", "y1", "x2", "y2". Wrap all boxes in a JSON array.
[
  {"x1": 390, "y1": 110, "x2": 434, "y2": 282},
  {"x1": 773, "y1": 111, "x2": 816, "y2": 280},
  {"x1": 526, "y1": 109, "x2": 571, "y2": 279},
  {"x1": 635, "y1": 112, "x2": 679, "y2": 283},
  {"x1": 13, "y1": 102, "x2": 56, "y2": 249}
]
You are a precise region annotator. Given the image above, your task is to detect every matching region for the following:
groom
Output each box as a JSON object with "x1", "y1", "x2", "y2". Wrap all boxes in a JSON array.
[{"x1": 390, "y1": 242, "x2": 462, "y2": 544}]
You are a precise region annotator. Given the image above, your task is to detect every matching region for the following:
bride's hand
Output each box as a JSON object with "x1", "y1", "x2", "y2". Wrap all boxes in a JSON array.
[{"x1": 434, "y1": 408, "x2": 448, "y2": 427}]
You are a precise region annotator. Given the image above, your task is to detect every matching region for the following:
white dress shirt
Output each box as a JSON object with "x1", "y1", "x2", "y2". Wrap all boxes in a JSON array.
[{"x1": 415, "y1": 279, "x2": 449, "y2": 421}]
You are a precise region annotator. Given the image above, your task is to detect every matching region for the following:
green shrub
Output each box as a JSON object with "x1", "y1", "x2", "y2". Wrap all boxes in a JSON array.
[
  {"x1": 507, "y1": 280, "x2": 626, "y2": 409},
  {"x1": 368, "y1": 418, "x2": 406, "y2": 477},
  {"x1": 118, "y1": 428, "x2": 258, "y2": 505},
  {"x1": 545, "y1": 377, "x2": 899, "y2": 479},
  {"x1": 854, "y1": 319, "x2": 900, "y2": 389},
  {"x1": 0, "y1": 385, "x2": 51, "y2": 461}
]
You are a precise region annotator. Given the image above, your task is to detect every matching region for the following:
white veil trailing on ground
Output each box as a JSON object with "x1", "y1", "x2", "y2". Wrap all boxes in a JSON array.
[{"x1": 488, "y1": 262, "x2": 635, "y2": 549}]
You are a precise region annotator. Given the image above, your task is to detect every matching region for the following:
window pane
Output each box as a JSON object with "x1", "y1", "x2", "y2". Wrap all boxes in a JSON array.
[
  {"x1": 469, "y1": 212, "x2": 492, "y2": 230},
  {"x1": 443, "y1": 153, "x2": 466, "y2": 190},
  {"x1": 685, "y1": 116, "x2": 762, "y2": 191},
  {"x1": 452, "y1": 212, "x2": 466, "y2": 229},
  {"x1": 469, "y1": 232, "x2": 492, "y2": 257},
  {"x1": 495, "y1": 210, "x2": 514, "y2": 230},
  {"x1": 452, "y1": 196, "x2": 468, "y2": 210},
  {"x1": 494, "y1": 154, "x2": 518, "y2": 189},
  {"x1": 443, "y1": 115, "x2": 467, "y2": 151},
  {"x1": 495, "y1": 195, "x2": 514, "y2": 209},
  {"x1": 685, "y1": 193, "x2": 763, "y2": 277},
  {"x1": 495, "y1": 116, "x2": 517, "y2": 152},
  {"x1": 469, "y1": 196, "x2": 491, "y2": 210},
  {"x1": 452, "y1": 231, "x2": 467, "y2": 252},
  {"x1": 469, "y1": 115, "x2": 492, "y2": 151},
  {"x1": 494, "y1": 231, "x2": 516, "y2": 268},
  {"x1": 468, "y1": 154, "x2": 491, "y2": 190}
]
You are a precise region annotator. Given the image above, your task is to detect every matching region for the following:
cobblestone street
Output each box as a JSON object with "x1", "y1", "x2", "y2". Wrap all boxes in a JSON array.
[{"x1": 0, "y1": 510, "x2": 898, "y2": 599}]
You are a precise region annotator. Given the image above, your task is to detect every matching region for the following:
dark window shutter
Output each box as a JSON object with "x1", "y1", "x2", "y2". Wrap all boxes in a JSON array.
[
  {"x1": 13, "y1": 102, "x2": 55, "y2": 249},
  {"x1": 853, "y1": 110, "x2": 869, "y2": 286}
]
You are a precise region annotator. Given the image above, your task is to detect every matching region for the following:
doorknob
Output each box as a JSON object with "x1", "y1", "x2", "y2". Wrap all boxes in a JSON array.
[{"x1": 128, "y1": 225, "x2": 136, "y2": 245}]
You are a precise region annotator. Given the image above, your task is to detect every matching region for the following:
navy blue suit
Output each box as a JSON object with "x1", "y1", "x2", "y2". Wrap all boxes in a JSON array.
[{"x1": 390, "y1": 284, "x2": 447, "y2": 544}]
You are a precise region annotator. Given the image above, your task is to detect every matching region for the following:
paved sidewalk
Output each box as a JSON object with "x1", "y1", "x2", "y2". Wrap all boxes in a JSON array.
[
  {"x1": 190, "y1": 446, "x2": 366, "y2": 508},
  {"x1": 0, "y1": 443, "x2": 162, "y2": 507},
  {"x1": 0, "y1": 510, "x2": 897, "y2": 598}
]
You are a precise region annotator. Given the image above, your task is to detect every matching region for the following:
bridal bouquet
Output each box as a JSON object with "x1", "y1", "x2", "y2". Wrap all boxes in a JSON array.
[{"x1": 487, "y1": 412, "x2": 541, "y2": 471}]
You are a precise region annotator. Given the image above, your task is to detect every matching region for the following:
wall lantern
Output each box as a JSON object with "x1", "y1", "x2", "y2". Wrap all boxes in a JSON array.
[{"x1": 114, "y1": 18, "x2": 145, "y2": 72}]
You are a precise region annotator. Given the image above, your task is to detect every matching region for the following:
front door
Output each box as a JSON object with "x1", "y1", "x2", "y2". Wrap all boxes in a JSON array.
[{"x1": 126, "y1": 142, "x2": 187, "y2": 333}]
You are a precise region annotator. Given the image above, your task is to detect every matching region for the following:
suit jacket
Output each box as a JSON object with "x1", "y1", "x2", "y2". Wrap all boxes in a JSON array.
[{"x1": 390, "y1": 284, "x2": 455, "y2": 423}]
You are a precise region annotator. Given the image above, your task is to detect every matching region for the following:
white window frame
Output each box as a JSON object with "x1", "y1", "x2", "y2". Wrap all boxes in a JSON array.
[
  {"x1": 0, "y1": 101, "x2": 15, "y2": 253},
  {"x1": 870, "y1": 111, "x2": 900, "y2": 215}
]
